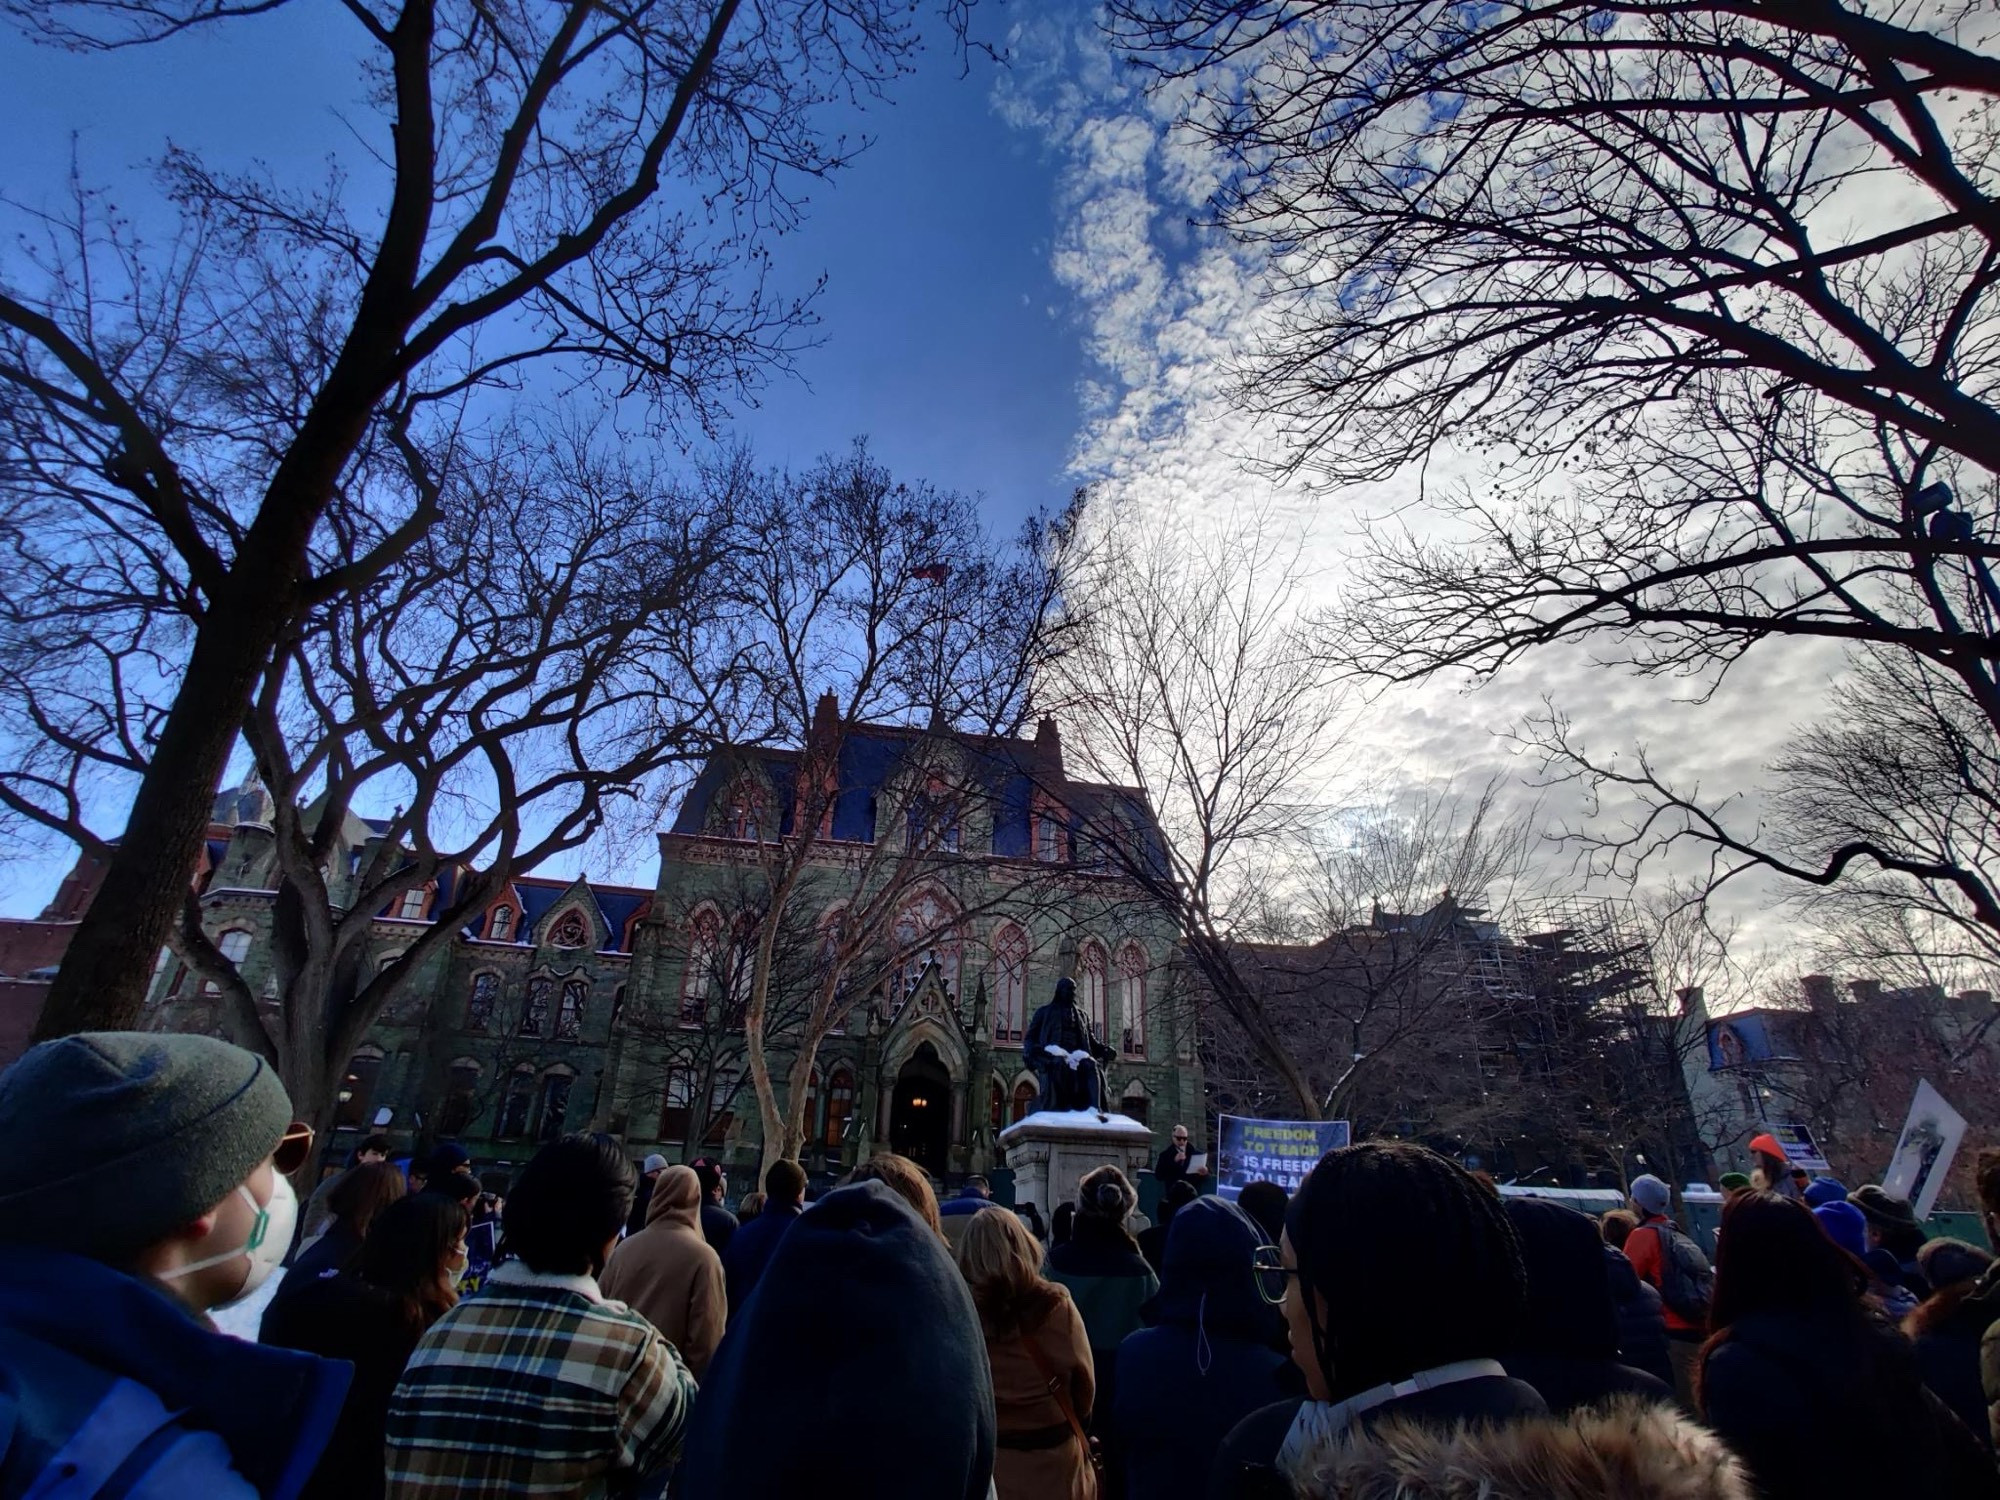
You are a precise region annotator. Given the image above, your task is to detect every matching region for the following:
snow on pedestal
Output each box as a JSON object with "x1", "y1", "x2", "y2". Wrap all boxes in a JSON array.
[{"x1": 1000, "y1": 1109, "x2": 1155, "y2": 1222}]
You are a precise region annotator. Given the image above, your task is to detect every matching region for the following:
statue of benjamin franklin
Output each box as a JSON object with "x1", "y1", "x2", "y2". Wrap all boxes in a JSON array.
[{"x1": 1022, "y1": 975, "x2": 1116, "y2": 1115}]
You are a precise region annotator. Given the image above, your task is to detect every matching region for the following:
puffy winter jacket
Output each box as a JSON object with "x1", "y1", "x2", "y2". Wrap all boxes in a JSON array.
[
  {"x1": 1605, "y1": 1245, "x2": 1674, "y2": 1387},
  {"x1": 0, "y1": 1242, "x2": 349, "y2": 1499}
]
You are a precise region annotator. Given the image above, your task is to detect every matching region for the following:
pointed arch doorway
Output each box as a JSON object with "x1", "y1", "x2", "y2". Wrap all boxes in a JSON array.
[{"x1": 888, "y1": 1041, "x2": 952, "y2": 1177}]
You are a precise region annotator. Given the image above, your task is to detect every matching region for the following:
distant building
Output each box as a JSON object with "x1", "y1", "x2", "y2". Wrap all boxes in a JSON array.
[
  {"x1": 1682, "y1": 977, "x2": 2000, "y2": 1208},
  {"x1": 133, "y1": 711, "x2": 1203, "y2": 1183}
]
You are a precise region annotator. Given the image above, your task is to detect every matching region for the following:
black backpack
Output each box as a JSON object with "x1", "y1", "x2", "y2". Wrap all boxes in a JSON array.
[{"x1": 1645, "y1": 1219, "x2": 1715, "y2": 1324}]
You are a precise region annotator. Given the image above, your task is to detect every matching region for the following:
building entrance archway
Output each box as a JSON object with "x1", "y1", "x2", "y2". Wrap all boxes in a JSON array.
[{"x1": 888, "y1": 1042, "x2": 952, "y2": 1177}]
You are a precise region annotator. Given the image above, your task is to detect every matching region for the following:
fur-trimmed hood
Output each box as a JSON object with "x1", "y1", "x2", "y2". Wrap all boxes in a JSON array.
[{"x1": 1286, "y1": 1399, "x2": 1752, "y2": 1500}]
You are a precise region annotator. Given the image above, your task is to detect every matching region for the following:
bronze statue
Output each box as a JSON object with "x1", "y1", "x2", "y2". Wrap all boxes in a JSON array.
[{"x1": 1022, "y1": 975, "x2": 1115, "y2": 1115}]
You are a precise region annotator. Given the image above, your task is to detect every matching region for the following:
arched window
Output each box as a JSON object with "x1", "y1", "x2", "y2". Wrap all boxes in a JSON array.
[
  {"x1": 489, "y1": 905, "x2": 515, "y2": 942},
  {"x1": 804, "y1": 1067, "x2": 823, "y2": 1145},
  {"x1": 519, "y1": 976, "x2": 552, "y2": 1038},
  {"x1": 1011, "y1": 1078, "x2": 1037, "y2": 1124},
  {"x1": 823, "y1": 1067, "x2": 855, "y2": 1149},
  {"x1": 537, "y1": 1070, "x2": 575, "y2": 1142},
  {"x1": 465, "y1": 972, "x2": 500, "y2": 1032},
  {"x1": 1118, "y1": 942, "x2": 1148, "y2": 1058},
  {"x1": 438, "y1": 1059, "x2": 482, "y2": 1137},
  {"x1": 681, "y1": 909, "x2": 721, "y2": 1025},
  {"x1": 556, "y1": 977, "x2": 587, "y2": 1040},
  {"x1": 888, "y1": 889, "x2": 961, "y2": 1012},
  {"x1": 334, "y1": 1048, "x2": 385, "y2": 1129},
  {"x1": 1078, "y1": 942, "x2": 1108, "y2": 1037},
  {"x1": 550, "y1": 909, "x2": 588, "y2": 949},
  {"x1": 201, "y1": 929, "x2": 253, "y2": 995},
  {"x1": 1120, "y1": 1080, "x2": 1151, "y2": 1127},
  {"x1": 659, "y1": 1068, "x2": 694, "y2": 1142},
  {"x1": 396, "y1": 886, "x2": 429, "y2": 920},
  {"x1": 497, "y1": 1066, "x2": 536, "y2": 1138},
  {"x1": 990, "y1": 923, "x2": 1027, "y2": 1044}
]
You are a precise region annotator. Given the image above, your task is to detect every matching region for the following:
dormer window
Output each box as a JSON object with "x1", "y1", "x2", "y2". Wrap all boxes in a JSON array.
[
  {"x1": 396, "y1": 887, "x2": 429, "y2": 920},
  {"x1": 489, "y1": 905, "x2": 515, "y2": 942},
  {"x1": 906, "y1": 781, "x2": 961, "y2": 854},
  {"x1": 722, "y1": 785, "x2": 761, "y2": 842},
  {"x1": 1034, "y1": 807, "x2": 1066, "y2": 863}
]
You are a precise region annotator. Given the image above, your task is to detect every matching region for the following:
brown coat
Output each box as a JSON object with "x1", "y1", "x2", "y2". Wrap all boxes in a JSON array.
[
  {"x1": 984, "y1": 1284, "x2": 1097, "y2": 1500},
  {"x1": 599, "y1": 1165, "x2": 726, "y2": 1380}
]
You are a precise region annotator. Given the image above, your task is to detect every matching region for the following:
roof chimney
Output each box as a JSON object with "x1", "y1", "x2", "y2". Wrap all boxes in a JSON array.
[
  {"x1": 1801, "y1": 973, "x2": 1838, "y2": 1011},
  {"x1": 810, "y1": 690, "x2": 841, "y2": 746},
  {"x1": 1849, "y1": 978, "x2": 1884, "y2": 1005},
  {"x1": 1035, "y1": 716, "x2": 1063, "y2": 775},
  {"x1": 1677, "y1": 985, "x2": 1707, "y2": 1020}
]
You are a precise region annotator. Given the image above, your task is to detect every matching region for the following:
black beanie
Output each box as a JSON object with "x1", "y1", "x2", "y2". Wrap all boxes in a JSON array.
[{"x1": 0, "y1": 1031, "x2": 292, "y2": 1260}]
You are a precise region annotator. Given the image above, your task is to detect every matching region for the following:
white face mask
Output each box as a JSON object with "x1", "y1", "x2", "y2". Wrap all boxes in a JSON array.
[{"x1": 162, "y1": 1172, "x2": 298, "y2": 1306}]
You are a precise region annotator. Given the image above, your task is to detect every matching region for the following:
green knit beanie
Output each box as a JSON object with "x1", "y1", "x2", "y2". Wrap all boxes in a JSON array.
[{"x1": 0, "y1": 1031, "x2": 292, "y2": 1261}]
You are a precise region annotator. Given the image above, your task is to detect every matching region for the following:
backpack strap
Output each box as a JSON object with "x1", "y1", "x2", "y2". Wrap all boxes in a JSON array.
[{"x1": 22, "y1": 1378, "x2": 182, "y2": 1500}]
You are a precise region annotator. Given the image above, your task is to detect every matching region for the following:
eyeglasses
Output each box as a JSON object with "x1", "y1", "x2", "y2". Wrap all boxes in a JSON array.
[
  {"x1": 1252, "y1": 1243, "x2": 1301, "y2": 1306},
  {"x1": 274, "y1": 1121, "x2": 315, "y2": 1176}
]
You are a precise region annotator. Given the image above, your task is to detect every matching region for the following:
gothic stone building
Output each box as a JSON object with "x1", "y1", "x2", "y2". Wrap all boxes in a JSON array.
[{"x1": 145, "y1": 713, "x2": 1204, "y2": 1185}]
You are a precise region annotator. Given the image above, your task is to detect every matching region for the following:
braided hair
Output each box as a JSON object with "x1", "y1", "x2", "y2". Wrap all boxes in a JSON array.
[{"x1": 1284, "y1": 1142, "x2": 1528, "y2": 1400}]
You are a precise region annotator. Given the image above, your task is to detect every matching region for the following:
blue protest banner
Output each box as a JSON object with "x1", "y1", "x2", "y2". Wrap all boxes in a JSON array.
[{"x1": 1214, "y1": 1115, "x2": 1351, "y2": 1200}]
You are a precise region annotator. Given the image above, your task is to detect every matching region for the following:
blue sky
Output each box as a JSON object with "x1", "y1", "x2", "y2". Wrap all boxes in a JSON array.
[{"x1": 0, "y1": 7, "x2": 1093, "y2": 914}]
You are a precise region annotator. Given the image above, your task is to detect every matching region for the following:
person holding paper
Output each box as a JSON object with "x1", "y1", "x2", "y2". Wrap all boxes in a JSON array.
[{"x1": 1155, "y1": 1125, "x2": 1209, "y2": 1188}]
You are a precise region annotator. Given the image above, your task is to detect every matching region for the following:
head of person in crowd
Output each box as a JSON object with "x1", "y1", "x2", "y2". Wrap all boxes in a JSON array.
[
  {"x1": 641, "y1": 1152, "x2": 667, "y2": 1183},
  {"x1": 1051, "y1": 1201, "x2": 1076, "y2": 1247},
  {"x1": 1629, "y1": 1172, "x2": 1673, "y2": 1220},
  {"x1": 1074, "y1": 1163, "x2": 1141, "y2": 1251},
  {"x1": 1718, "y1": 1171, "x2": 1751, "y2": 1195},
  {"x1": 678, "y1": 1180, "x2": 995, "y2": 1500},
  {"x1": 427, "y1": 1141, "x2": 472, "y2": 1179},
  {"x1": 1802, "y1": 1176, "x2": 1848, "y2": 1208},
  {"x1": 503, "y1": 1133, "x2": 635, "y2": 1279},
  {"x1": 1278, "y1": 1142, "x2": 1528, "y2": 1402},
  {"x1": 1812, "y1": 1200, "x2": 1870, "y2": 1263},
  {"x1": 763, "y1": 1156, "x2": 809, "y2": 1210},
  {"x1": 1917, "y1": 1236, "x2": 1993, "y2": 1295},
  {"x1": 1158, "y1": 1176, "x2": 1199, "y2": 1226},
  {"x1": 1848, "y1": 1184, "x2": 1926, "y2": 1258},
  {"x1": 356, "y1": 1191, "x2": 469, "y2": 1334},
  {"x1": 1747, "y1": 1133, "x2": 1790, "y2": 1193},
  {"x1": 958, "y1": 1173, "x2": 992, "y2": 1200},
  {"x1": 1147, "y1": 1194, "x2": 1277, "y2": 1341},
  {"x1": 355, "y1": 1133, "x2": 391, "y2": 1167},
  {"x1": 1978, "y1": 1148, "x2": 2000, "y2": 1249},
  {"x1": 1016, "y1": 1201, "x2": 1046, "y2": 1241},
  {"x1": 1710, "y1": 1190, "x2": 1866, "y2": 1336},
  {"x1": 0, "y1": 1030, "x2": 313, "y2": 1313},
  {"x1": 1599, "y1": 1208, "x2": 1637, "y2": 1250},
  {"x1": 422, "y1": 1169, "x2": 481, "y2": 1210},
  {"x1": 843, "y1": 1151, "x2": 941, "y2": 1235},
  {"x1": 955, "y1": 1198, "x2": 1063, "y2": 1338},
  {"x1": 692, "y1": 1157, "x2": 727, "y2": 1205},
  {"x1": 326, "y1": 1158, "x2": 407, "y2": 1244},
  {"x1": 1237, "y1": 1178, "x2": 1289, "y2": 1247},
  {"x1": 737, "y1": 1190, "x2": 766, "y2": 1222}
]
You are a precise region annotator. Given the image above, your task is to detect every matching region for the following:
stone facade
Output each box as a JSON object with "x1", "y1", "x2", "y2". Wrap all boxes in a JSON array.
[{"x1": 141, "y1": 717, "x2": 1205, "y2": 1184}]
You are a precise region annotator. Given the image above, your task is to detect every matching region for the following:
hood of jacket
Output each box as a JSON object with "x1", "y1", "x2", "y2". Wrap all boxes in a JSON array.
[
  {"x1": 0, "y1": 1242, "x2": 351, "y2": 1500},
  {"x1": 644, "y1": 1164, "x2": 702, "y2": 1231},
  {"x1": 1142, "y1": 1196, "x2": 1282, "y2": 1341},
  {"x1": 1503, "y1": 1197, "x2": 1621, "y2": 1360},
  {"x1": 678, "y1": 1181, "x2": 995, "y2": 1500},
  {"x1": 1286, "y1": 1396, "x2": 1751, "y2": 1500}
]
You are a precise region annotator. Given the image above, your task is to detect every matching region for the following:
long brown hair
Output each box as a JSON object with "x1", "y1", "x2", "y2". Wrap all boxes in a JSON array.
[
  {"x1": 955, "y1": 1206, "x2": 1062, "y2": 1339},
  {"x1": 841, "y1": 1153, "x2": 942, "y2": 1236},
  {"x1": 356, "y1": 1193, "x2": 468, "y2": 1334},
  {"x1": 328, "y1": 1160, "x2": 407, "y2": 1242}
]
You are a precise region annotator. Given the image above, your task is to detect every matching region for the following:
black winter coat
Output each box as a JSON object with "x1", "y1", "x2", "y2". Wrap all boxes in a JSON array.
[
  {"x1": 260, "y1": 1271, "x2": 428, "y2": 1500},
  {"x1": 1605, "y1": 1245, "x2": 1674, "y2": 1387},
  {"x1": 1911, "y1": 1285, "x2": 2000, "y2": 1456},
  {"x1": 1701, "y1": 1307, "x2": 2000, "y2": 1500}
]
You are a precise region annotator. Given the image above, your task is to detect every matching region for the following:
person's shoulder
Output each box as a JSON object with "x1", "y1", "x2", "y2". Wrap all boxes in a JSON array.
[{"x1": 1208, "y1": 1396, "x2": 1304, "y2": 1498}]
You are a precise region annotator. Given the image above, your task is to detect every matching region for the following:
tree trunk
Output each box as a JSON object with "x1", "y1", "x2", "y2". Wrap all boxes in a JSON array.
[{"x1": 36, "y1": 591, "x2": 280, "y2": 1039}]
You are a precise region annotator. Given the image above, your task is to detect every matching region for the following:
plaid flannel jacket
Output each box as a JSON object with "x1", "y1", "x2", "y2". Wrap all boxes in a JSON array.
[{"x1": 385, "y1": 1261, "x2": 695, "y2": 1497}]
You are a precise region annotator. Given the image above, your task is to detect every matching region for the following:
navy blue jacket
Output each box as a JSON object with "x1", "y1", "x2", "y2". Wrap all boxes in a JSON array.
[
  {"x1": 1114, "y1": 1198, "x2": 1302, "y2": 1500},
  {"x1": 0, "y1": 1243, "x2": 349, "y2": 1499},
  {"x1": 680, "y1": 1182, "x2": 995, "y2": 1500},
  {"x1": 722, "y1": 1200, "x2": 802, "y2": 1313}
]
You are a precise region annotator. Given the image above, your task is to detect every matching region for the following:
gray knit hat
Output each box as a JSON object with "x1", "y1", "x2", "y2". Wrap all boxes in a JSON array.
[{"x1": 0, "y1": 1031, "x2": 292, "y2": 1260}]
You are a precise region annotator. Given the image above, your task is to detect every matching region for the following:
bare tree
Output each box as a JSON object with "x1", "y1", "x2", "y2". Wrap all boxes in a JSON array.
[
  {"x1": 1110, "y1": 0, "x2": 2000, "y2": 922},
  {"x1": 668, "y1": 444, "x2": 1080, "y2": 1171},
  {"x1": 1048, "y1": 503, "x2": 1356, "y2": 1116},
  {"x1": 0, "y1": 0, "x2": 974, "y2": 1034},
  {"x1": 2, "y1": 422, "x2": 733, "y2": 1152}
]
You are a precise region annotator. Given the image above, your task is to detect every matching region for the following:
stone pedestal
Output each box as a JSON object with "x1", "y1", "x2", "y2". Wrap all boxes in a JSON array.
[{"x1": 1000, "y1": 1109, "x2": 1154, "y2": 1221}]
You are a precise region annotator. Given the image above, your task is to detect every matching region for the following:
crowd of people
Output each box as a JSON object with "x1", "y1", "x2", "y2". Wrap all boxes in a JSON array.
[{"x1": 9, "y1": 1031, "x2": 2000, "y2": 1498}]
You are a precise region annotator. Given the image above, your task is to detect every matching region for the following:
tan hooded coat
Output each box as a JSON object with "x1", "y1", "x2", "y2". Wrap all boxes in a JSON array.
[
  {"x1": 1284, "y1": 1399, "x2": 1752, "y2": 1500},
  {"x1": 600, "y1": 1164, "x2": 726, "y2": 1380}
]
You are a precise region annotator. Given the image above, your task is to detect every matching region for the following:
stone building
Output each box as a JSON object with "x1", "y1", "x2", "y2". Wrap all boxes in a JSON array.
[{"x1": 141, "y1": 712, "x2": 1204, "y2": 1183}]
